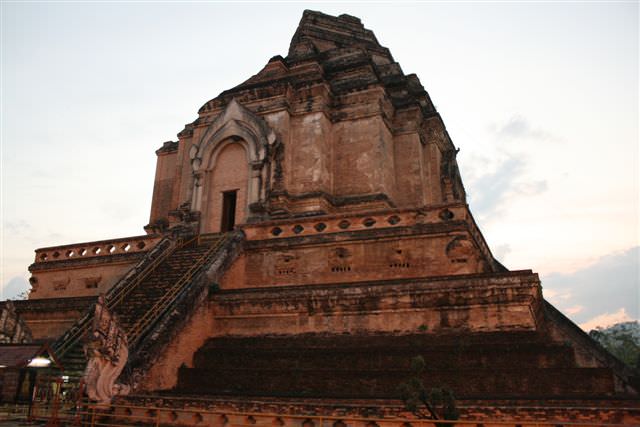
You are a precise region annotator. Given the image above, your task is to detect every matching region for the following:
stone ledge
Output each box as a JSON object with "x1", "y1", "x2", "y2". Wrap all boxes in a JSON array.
[
  {"x1": 215, "y1": 270, "x2": 538, "y2": 297},
  {"x1": 211, "y1": 271, "x2": 542, "y2": 336},
  {"x1": 13, "y1": 296, "x2": 96, "y2": 313},
  {"x1": 119, "y1": 394, "x2": 640, "y2": 424},
  {"x1": 29, "y1": 251, "x2": 145, "y2": 272}
]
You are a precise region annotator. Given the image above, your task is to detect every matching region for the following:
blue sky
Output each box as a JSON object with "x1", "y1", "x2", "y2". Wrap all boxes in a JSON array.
[{"x1": 1, "y1": 2, "x2": 638, "y2": 329}]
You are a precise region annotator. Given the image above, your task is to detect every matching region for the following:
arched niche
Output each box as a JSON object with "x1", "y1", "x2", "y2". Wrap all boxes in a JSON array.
[
  {"x1": 200, "y1": 140, "x2": 249, "y2": 233},
  {"x1": 189, "y1": 98, "x2": 278, "y2": 231}
]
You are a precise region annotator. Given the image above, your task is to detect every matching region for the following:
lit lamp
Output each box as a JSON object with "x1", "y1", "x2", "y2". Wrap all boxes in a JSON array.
[{"x1": 27, "y1": 357, "x2": 51, "y2": 368}]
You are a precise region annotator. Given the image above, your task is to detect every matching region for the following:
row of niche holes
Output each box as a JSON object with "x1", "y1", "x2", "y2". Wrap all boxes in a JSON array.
[
  {"x1": 313, "y1": 421, "x2": 381, "y2": 427},
  {"x1": 85, "y1": 281, "x2": 98, "y2": 289},
  {"x1": 39, "y1": 241, "x2": 145, "y2": 261},
  {"x1": 164, "y1": 410, "x2": 206, "y2": 425},
  {"x1": 200, "y1": 418, "x2": 376, "y2": 427},
  {"x1": 270, "y1": 215, "x2": 402, "y2": 236},
  {"x1": 280, "y1": 257, "x2": 382, "y2": 273},
  {"x1": 136, "y1": 415, "x2": 380, "y2": 427},
  {"x1": 389, "y1": 262, "x2": 411, "y2": 268},
  {"x1": 164, "y1": 411, "x2": 205, "y2": 424}
]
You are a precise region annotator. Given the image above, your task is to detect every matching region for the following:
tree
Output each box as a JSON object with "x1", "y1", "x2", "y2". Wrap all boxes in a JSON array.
[
  {"x1": 13, "y1": 290, "x2": 30, "y2": 300},
  {"x1": 589, "y1": 321, "x2": 640, "y2": 370},
  {"x1": 398, "y1": 356, "x2": 459, "y2": 424}
]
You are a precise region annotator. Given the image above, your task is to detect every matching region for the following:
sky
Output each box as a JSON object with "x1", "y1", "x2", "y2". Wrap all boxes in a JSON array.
[{"x1": 1, "y1": 2, "x2": 638, "y2": 331}]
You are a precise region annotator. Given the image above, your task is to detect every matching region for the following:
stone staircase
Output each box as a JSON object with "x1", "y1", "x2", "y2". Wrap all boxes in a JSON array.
[
  {"x1": 114, "y1": 243, "x2": 215, "y2": 343},
  {"x1": 50, "y1": 232, "x2": 235, "y2": 384},
  {"x1": 176, "y1": 333, "x2": 618, "y2": 399}
]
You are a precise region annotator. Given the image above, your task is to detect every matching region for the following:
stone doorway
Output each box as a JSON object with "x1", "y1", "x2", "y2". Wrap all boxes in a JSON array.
[{"x1": 220, "y1": 190, "x2": 237, "y2": 232}]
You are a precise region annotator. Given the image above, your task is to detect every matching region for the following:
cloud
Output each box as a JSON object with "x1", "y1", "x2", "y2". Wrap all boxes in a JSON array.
[
  {"x1": 466, "y1": 155, "x2": 547, "y2": 221},
  {"x1": 3, "y1": 220, "x2": 32, "y2": 235},
  {"x1": 542, "y1": 246, "x2": 639, "y2": 330},
  {"x1": 580, "y1": 308, "x2": 634, "y2": 331},
  {"x1": 489, "y1": 115, "x2": 560, "y2": 142},
  {"x1": 492, "y1": 244, "x2": 511, "y2": 262},
  {"x1": 1, "y1": 276, "x2": 30, "y2": 300},
  {"x1": 565, "y1": 305, "x2": 584, "y2": 315}
]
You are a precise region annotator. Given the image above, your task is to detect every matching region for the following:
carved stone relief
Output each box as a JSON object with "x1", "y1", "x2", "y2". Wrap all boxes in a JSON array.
[
  {"x1": 388, "y1": 247, "x2": 411, "y2": 269},
  {"x1": 83, "y1": 294, "x2": 130, "y2": 405},
  {"x1": 445, "y1": 235, "x2": 480, "y2": 272},
  {"x1": 329, "y1": 247, "x2": 352, "y2": 273},
  {"x1": 274, "y1": 252, "x2": 298, "y2": 276}
]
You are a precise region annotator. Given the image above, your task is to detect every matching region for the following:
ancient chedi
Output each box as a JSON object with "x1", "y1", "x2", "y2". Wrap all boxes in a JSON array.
[{"x1": 12, "y1": 10, "x2": 639, "y2": 422}]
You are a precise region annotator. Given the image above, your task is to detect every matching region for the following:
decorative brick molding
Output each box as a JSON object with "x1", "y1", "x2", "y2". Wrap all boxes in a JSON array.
[{"x1": 33, "y1": 234, "x2": 161, "y2": 264}]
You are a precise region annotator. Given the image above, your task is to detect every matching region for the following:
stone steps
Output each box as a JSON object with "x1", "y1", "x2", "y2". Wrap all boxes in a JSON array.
[
  {"x1": 113, "y1": 244, "x2": 213, "y2": 332},
  {"x1": 192, "y1": 333, "x2": 576, "y2": 370},
  {"x1": 177, "y1": 333, "x2": 617, "y2": 399},
  {"x1": 56, "y1": 239, "x2": 220, "y2": 378},
  {"x1": 192, "y1": 347, "x2": 575, "y2": 370},
  {"x1": 177, "y1": 365, "x2": 615, "y2": 399}
]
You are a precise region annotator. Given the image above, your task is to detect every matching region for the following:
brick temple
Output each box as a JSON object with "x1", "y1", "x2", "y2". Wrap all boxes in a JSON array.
[{"x1": 4, "y1": 10, "x2": 639, "y2": 424}]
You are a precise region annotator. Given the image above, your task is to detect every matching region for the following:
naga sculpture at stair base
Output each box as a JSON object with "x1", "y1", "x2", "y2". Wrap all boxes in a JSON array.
[{"x1": 83, "y1": 294, "x2": 130, "y2": 405}]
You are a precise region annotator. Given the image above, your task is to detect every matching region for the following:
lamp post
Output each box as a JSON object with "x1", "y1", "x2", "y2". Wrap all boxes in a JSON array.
[{"x1": 26, "y1": 356, "x2": 52, "y2": 422}]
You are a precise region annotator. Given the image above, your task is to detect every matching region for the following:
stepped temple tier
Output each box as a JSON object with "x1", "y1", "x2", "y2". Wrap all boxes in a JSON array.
[{"x1": 3, "y1": 10, "x2": 638, "y2": 425}]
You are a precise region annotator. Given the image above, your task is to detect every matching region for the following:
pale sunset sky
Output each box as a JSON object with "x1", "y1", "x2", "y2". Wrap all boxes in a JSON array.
[{"x1": 1, "y1": 2, "x2": 638, "y2": 331}]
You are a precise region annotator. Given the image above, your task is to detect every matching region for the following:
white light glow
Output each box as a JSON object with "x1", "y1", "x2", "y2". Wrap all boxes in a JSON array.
[{"x1": 27, "y1": 357, "x2": 51, "y2": 368}]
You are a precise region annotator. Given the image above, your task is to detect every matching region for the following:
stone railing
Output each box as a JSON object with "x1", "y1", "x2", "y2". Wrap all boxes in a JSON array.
[
  {"x1": 33, "y1": 235, "x2": 162, "y2": 264},
  {"x1": 50, "y1": 235, "x2": 178, "y2": 360},
  {"x1": 242, "y1": 203, "x2": 469, "y2": 241}
]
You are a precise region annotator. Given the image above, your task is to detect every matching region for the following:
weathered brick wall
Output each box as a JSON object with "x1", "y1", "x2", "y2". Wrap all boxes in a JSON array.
[
  {"x1": 13, "y1": 296, "x2": 95, "y2": 340},
  {"x1": 147, "y1": 11, "x2": 466, "y2": 226},
  {"x1": 138, "y1": 270, "x2": 540, "y2": 392},
  {"x1": 232, "y1": 232, "x2": 483, "y2": 289},
  {"x1": 149, "y1": 143, "x2": 178, "y2": 226},
  {"x1": 288, "y1": 112, "x2": 332, "y2": 195},
  {"x1": 223, "y1": 207, "x2": 496, "y2": 290},
  {"x1": 211, "y1": 272, "x2": 541, "y2": 337},
  {"x1": 29, "y1": 257, "x2": 141, "y2": 300},
  {"x1": 333, "y1": 116, "x2": 395, "y2": 199},
  {"x1": 28, "y1": 235, "x2": 160, "y2": 300}
]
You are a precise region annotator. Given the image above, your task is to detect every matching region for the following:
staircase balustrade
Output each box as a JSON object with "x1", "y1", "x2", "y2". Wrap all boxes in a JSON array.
[
  {"x1": 126, "y1": 233, "x2": 230, "y2": 348},
  {"x1": 51, "y1": 234, "x2": 180, "y2": 359},
  {"x1": 49, "y1": 231, "x2": 237, "y2": 390}
]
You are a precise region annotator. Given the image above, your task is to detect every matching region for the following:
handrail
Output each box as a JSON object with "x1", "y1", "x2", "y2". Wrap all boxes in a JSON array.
[
  {"x1": 51, "y1": 235, "x2": 180, "y2": 359},
  {"x1": 107, "y1": 237, "x2": 178, "y2": 309},
  {"x1": 126, "y1": 233, "x2": 229, "y2": 347}
]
